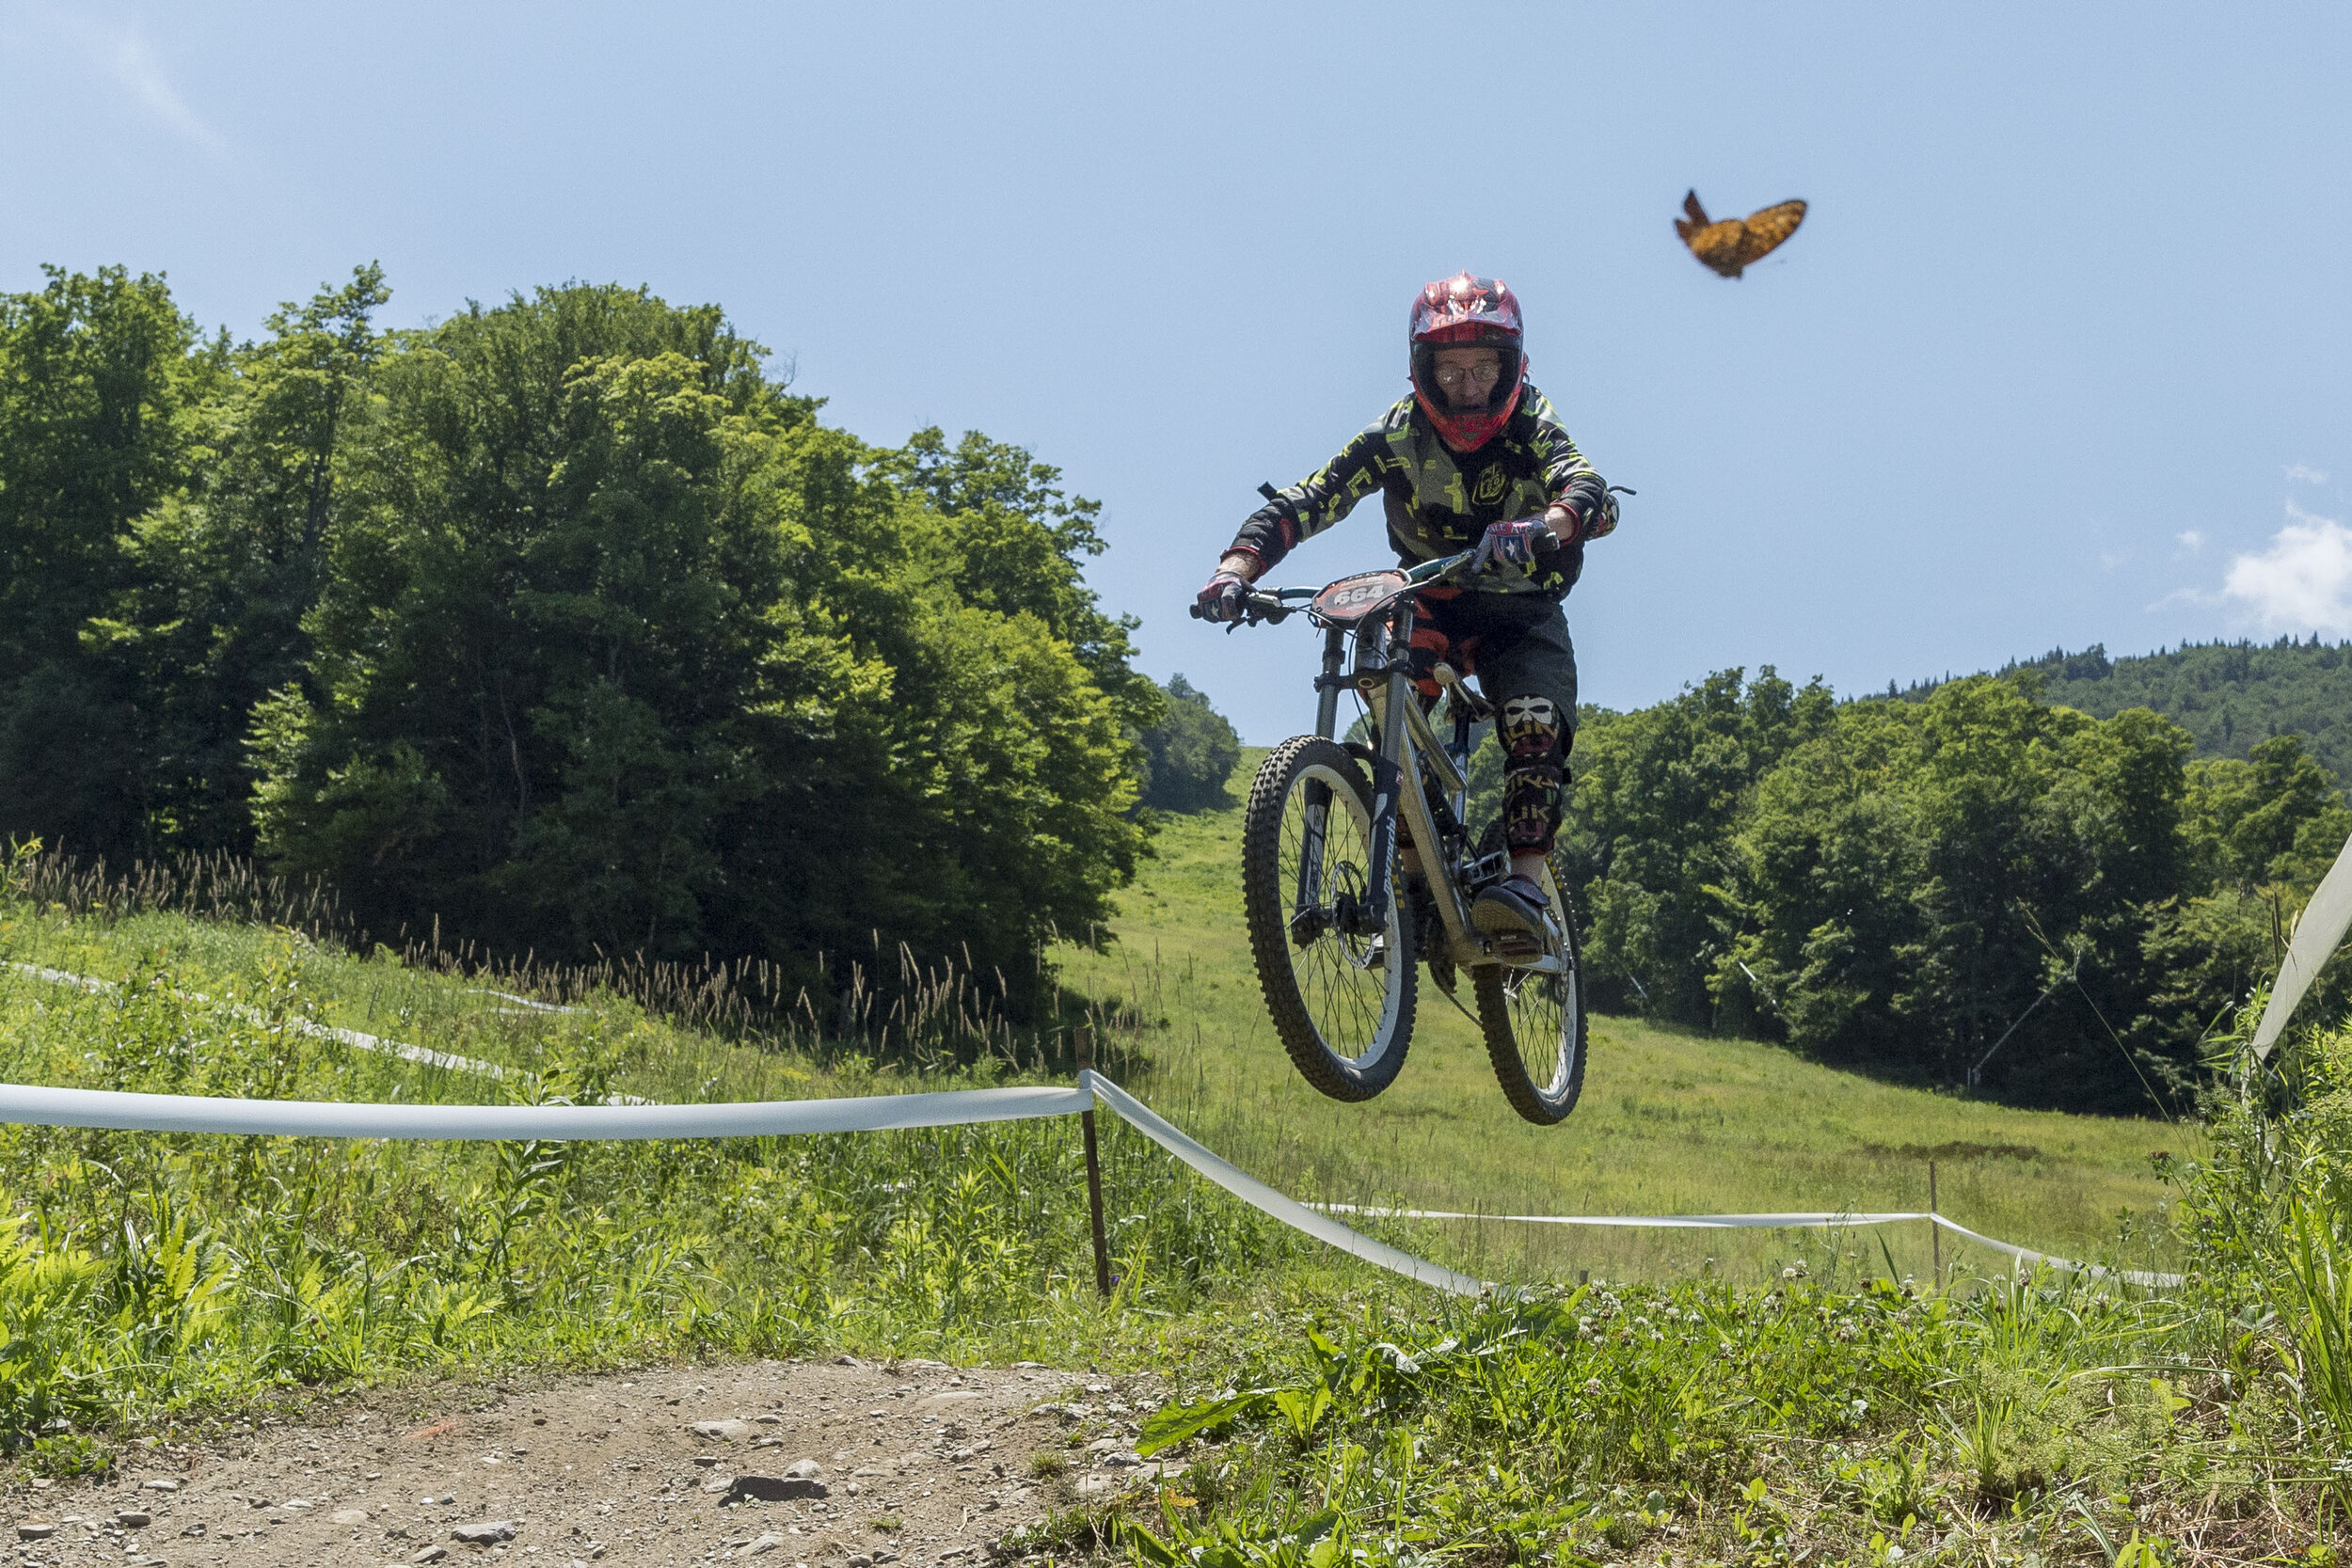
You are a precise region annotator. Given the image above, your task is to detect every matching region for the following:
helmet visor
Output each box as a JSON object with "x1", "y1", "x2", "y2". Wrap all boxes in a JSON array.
[{"x1": 1414, "y1": 344, "x2": 1522, "y2": 413}]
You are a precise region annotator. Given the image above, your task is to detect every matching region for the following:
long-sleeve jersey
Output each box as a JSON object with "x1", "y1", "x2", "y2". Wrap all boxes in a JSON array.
[{"x1": 1226, "y1": 385, "x2": 1614, "y2": 597}]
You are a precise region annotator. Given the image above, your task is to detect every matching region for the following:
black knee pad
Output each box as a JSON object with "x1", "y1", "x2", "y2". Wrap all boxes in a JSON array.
[
  {"x1": 1498, "y1": 696, "x2": 1566, "y2": 855},
  {"x1": 1500, "y1": 696, "x2": 1564, "y2": 763}
]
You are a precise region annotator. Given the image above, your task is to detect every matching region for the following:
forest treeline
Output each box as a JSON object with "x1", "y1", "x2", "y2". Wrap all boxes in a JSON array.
[
  {"x1": 1530, "y1": 668, "x2": 2351, "y2": 1112},
  {"x1": 0, "y1": 263, "x2": 1166, "y2": 1011},
  {"x1": 1904, "y1": 637, "x2": 2352, "y2": 783}
]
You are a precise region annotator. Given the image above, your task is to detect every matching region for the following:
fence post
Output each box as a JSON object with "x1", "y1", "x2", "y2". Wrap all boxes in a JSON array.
[
  {"x1": 1928, "y1": 1161, "x2": 1941, "y2": 1287},
  {"x1": 1076, "y1": 1028, "x2": 1111, "y2": 1299}
]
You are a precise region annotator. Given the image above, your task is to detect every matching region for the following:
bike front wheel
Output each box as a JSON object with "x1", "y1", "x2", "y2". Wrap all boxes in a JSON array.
[
  {"x1": 1472, "y1": 838, "x2": 1588, "y2": 1125},
  {"x1": 1241, "y1": 736, "x2": 1416, "y2": 1101}
]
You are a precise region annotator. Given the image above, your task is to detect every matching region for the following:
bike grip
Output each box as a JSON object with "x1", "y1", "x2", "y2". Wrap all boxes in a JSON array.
[
  {"x1": 1189, "y1": 601, "x2": 1206, "y2": 620},
  {"x1": 1257, "y1": 482, "x2": 1280, "y2": 502}
]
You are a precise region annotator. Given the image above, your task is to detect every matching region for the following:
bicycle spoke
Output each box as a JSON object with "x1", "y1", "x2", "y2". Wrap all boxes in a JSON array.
[{"x1": 1277, "y1": 773, "x2": 1391, "y2": 1058}]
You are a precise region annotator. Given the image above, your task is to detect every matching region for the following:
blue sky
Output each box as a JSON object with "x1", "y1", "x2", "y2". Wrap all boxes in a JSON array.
[{"x1": 5, "y1": 2, "x2": 2348, "y2": 742}]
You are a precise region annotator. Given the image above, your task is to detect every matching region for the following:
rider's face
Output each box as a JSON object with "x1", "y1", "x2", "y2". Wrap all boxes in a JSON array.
[{"x1": 1431, "y1": 346, "x2": 1503, "y2": 407}]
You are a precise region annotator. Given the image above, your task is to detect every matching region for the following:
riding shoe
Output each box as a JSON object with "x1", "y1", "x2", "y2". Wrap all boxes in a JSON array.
[{"x1": 1471, "y1": 873, "x2": 1552, "y2": 952}]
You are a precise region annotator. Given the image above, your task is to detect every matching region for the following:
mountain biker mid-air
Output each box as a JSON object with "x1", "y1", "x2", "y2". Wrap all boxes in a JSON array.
[{"x1": 1196, "y1": 273, "x2": 1617, "y2": 948}]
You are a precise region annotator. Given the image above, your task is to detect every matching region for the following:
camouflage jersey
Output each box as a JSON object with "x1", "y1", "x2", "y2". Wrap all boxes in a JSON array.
[{"x1": 1227, "y1": 386, "x2": 1615, "y2": 598}]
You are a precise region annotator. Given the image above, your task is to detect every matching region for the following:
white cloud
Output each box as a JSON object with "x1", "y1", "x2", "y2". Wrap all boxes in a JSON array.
[
  {"x1": 2176, "y1": 530, "x2": 2203, "y2": 551},
  {"x1": 26, "y1": 6, "x2": 224, "y2": 155},
  {"x1": 2287, "y1": 464, "x2": 2330, "y2": 484},
  {"x1": 2220, "y1": 500, "x2": 2352, "y2": 636}
]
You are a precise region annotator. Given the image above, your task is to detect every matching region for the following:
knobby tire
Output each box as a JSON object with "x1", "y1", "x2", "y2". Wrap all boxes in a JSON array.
[
  {"x1": 1241, "y1": 736, "x2": 1416, "y2": 1101},
  {"x1": 1472, "y1": 837, "x2": 1588, "y2": 1125}
]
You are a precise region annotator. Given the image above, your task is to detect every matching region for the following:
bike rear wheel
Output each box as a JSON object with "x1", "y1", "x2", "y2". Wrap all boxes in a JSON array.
[
  {"x1": 1241, "y1": 736, "x2": 1416, "y2": 1101},
  {"x1": 1472, "y1": 837, "x2": 1588, "y2": 1125}
]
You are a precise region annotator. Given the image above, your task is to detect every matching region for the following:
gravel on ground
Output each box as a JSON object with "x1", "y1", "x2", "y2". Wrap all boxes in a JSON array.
[{"x1": 5, "y1": 1357, "x2": 1168, "y2": 1567}]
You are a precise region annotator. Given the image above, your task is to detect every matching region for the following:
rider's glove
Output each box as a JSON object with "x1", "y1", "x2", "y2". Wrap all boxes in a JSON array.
[
  {"x1": 1196, "y1": 570, "x2": 1251, "y2": 623},
  {"x1": 1471, "y1": 516, "x2": 1552, "y2": 574}
]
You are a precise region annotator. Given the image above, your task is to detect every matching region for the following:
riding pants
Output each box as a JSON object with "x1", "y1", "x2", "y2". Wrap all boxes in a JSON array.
[{"x1": 1403, "y1": 588, "x2": 1577, "y2": 858}]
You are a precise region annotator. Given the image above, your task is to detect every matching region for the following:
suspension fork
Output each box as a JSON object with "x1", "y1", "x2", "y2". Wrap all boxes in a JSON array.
[
  {"x1": 1353, "y1": 603, "x2": 1416, "y2": 937},
  {"x1": 1294, "y1": 624, "x2": 1349, "y2": 922},
  {"x1": 1313, "y1": 623, "x2": 1346, "y2": 740}
]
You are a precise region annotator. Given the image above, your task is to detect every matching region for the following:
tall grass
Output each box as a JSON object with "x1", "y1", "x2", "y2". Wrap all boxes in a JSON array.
[
  {"x1": 5, "y1": 841, "x2": 1091, "y2": 1073},
  {"x1": 2175, "y1": 998, "x2": 2352, "y2": 1465}
]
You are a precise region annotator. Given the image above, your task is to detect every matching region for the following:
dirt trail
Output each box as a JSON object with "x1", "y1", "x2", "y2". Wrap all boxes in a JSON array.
[{"x1": 8, "y1": 1358, "x2": 1166, "y2": 1567}]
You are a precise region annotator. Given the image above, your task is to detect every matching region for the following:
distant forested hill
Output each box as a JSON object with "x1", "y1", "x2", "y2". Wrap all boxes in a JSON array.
[{"x1": 1904, "y1": 639, "x2": 2352, "y2": 784}]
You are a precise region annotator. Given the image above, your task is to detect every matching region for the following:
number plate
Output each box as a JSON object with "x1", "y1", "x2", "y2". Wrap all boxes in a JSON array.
[{"x1": 1310, "y1": 570, "x2": 1411, "y2": 625}]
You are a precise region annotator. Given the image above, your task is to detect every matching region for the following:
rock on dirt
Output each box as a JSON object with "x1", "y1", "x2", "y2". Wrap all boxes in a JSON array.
[
  {"x1": 6, "y1": 1358, "x2": 1152, "y2": 1564},
  {"x1": 722, "y1": 1471, "x2": 827, "y2": 1504}
]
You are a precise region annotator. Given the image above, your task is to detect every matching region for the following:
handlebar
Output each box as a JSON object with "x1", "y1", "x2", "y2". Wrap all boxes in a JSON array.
[
  {"x1": 1197, "y1": 502, "x2": 1608, "y2": 627},
  {"x1": 1191, "y1": 547, "x2": 1483, "y2": 626}
]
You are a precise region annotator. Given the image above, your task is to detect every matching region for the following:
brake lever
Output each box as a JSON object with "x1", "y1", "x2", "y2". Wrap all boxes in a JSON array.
[
  {"x1": 1228, "y1": 597, "x2": 1290, "y2": 631},
  {"x1": 1189, "y1": 594, "x2": 1291, "y2": 629}
]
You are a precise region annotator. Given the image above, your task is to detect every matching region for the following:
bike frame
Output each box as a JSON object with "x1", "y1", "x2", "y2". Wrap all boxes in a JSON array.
[{"x1": 1248, "y1": 553, "x2": 1565, "y2": 974}]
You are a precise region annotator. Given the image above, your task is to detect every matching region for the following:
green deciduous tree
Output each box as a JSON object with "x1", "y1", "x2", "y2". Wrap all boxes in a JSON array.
[
  {"x1": 1542, "y1": 662, "x2": 2352, "y2": 1111},
  {"x1": 1136, "y1": 675, "x2": 1240, "y2": 813},
  {"x1": 0, "y1": 266, "x2": 220, "y2": 856},
  {"x1": 248, "y1": 283, "x2": 1146, "y2": 1007},
  {"x1": 1724, "y1": 679, "x2": 2200, "y2": 1108},
  {"x1": 1550, "y1": 667, "x2": 1835, "y2": 1020},
  {"x1": 92, "y1": 265, "x2": 391, "y2": 853}
]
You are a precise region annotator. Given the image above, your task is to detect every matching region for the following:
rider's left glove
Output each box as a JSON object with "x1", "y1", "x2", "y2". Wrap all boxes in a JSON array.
[
  {"x1": 1197, "y1": 571, "x2": 1251, "y2": 623},
  {"x1": 1471, "y1": 516, "x2": 1551, "y2": 574}
]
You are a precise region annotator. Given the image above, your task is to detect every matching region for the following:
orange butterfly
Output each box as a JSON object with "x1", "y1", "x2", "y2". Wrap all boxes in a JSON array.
[{"x1": 1675, "y1": 191, "x2": 1807, "y2": 278}]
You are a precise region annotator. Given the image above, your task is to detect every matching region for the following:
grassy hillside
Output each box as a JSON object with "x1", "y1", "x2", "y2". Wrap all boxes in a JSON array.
[
  {"x1": 1057, "y1": 752, "x2": 2194, "y2": 1287},
  {"x1": 7, "y1": 845, "x2": 2343, "y2": 1561}
]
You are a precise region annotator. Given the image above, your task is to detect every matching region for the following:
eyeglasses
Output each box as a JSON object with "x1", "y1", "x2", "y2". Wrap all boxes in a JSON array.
[{"x1": 1434, "y1": 362, "x2": 1503, "y2": 390}]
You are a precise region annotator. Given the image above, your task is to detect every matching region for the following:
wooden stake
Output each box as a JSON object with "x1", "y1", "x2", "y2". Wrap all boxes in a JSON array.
[
  {"x1": 1077, "y1": 1027, "x2": 1111, "y2": 1299},
  {"x1": 1929, "y1": 1161, "x2": 1941, "y2": 1286}
]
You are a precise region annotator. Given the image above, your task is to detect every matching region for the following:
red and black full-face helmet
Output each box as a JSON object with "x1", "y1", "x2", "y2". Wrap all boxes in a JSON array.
[{"x1": 1408, "y1": 273, "x2": 1525, "y2": 451}]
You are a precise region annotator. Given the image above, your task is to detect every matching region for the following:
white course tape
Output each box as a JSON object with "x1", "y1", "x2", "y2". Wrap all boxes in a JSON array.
[
  {"x1": 463, "y1": 987, "x2": 584, "y2": 1015},
  {"x1": 2252, "y1": 827, "x2": 2352, "y2": 1062},
  {"x1": 1080, "y1": 1071, "x2": 1486, "y2": 1297},
  {"x1": 1922, "y1": 1212, "x2": 2183, "y2": 1290},
  {"x1": 3, "y1": 961, "x2": 628, "y2": 1100},
  {"x1": 0, "y1": 1081, "x2": 1090, "y2": 1140},
  {"x1": 0, "y1": 965, "x2": 2176, "y2": 1291},
  {"x1": 8, "y1": 964, "x2": 108, "y2": 993},
  {"x1": 1319, "y1": 1204, "x2": 2183, "y2": 1289}
]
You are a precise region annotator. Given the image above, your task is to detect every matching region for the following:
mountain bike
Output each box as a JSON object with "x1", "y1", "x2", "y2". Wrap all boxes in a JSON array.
[{"x1": 1191, "y1": 546, "x2": 1588, "y2": 1125}]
